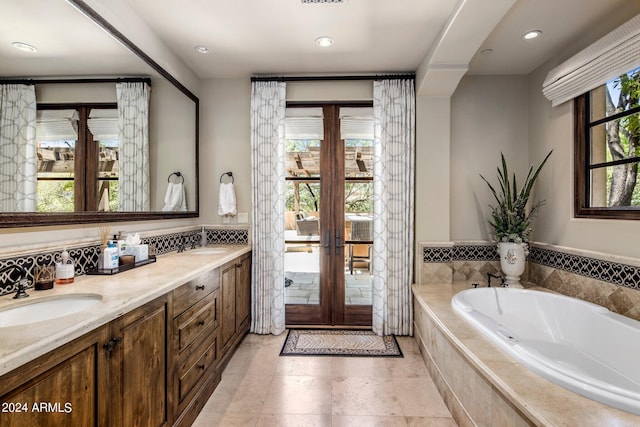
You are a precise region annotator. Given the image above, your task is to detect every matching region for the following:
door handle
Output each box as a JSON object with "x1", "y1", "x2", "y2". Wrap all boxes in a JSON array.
[
  {"x1": 335, "y1": 230, "x2": 345, "y2": 255},
  {"x1": 322, "y1": 230, "x2": 331, "y2": 255}
]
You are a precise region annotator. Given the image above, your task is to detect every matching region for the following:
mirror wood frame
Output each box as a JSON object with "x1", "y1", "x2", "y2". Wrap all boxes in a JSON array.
[{"x1": 0, "y1": 0, "x2": 199, "y2": 228}]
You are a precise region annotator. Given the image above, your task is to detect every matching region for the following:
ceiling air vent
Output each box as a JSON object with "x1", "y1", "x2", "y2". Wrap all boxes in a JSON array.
[{"x1": 301, "y1": 0, "x2": 344, "y2": 3}]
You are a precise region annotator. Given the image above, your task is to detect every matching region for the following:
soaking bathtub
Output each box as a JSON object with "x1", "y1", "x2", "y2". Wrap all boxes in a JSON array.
[{"x1": 451, "y1": 287, "x2": 640, "y2": 416}]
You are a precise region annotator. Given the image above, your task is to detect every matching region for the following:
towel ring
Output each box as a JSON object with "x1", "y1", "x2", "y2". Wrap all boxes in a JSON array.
[
  {"x1": 168, "y1": 171, "x2": 184, "y2": 183},
  {"x1": 220, "y1": 171, "x2": 234, "y2": 183}
]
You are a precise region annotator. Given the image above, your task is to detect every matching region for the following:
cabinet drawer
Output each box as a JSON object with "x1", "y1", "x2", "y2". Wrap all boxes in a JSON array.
[
  {"x1": 174, "y1": 291, "x2": 218, "y2": 353},
  {"x1": 173, "y1": 269, "x2": 219, "y2": 315},
  {"x1": 177, "y1": 335, "x2": 217, "y2": 404}
]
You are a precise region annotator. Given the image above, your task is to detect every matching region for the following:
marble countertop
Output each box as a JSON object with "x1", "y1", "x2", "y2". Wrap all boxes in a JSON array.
[
  {"x1": 0, "y1": 245, "x2": 251, "y2": 376},
  {"x1": 412, "y1": 283, "x2": 640, "y2": 427}
]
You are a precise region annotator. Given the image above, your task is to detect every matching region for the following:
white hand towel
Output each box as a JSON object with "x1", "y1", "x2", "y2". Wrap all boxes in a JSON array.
[
  {"x1": 162, "y1": 182, "x2": 187, "y2": 211},
  {"x1": 218, "y1": 182, "x2": 237, "y2": 216}
]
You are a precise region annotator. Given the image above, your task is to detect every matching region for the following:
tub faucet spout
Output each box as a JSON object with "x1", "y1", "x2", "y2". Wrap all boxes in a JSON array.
[{"x1": 487, "y1": 273, "x2": 505, "y2": 288}]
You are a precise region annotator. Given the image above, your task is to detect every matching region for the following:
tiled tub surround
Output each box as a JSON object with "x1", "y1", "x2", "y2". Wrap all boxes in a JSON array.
[
  {"x1": 413, "y1": 283, "x2": 640, "y2": 427},
  {"x1": 0, "y1": 243, "x2": 251, "y2": 376},
  {"x1": 420, "y1": 241, "x2": 640, "y2": 322},
  {"x1": 0, "y1": 225, "x2": 249, "y2": 297}
]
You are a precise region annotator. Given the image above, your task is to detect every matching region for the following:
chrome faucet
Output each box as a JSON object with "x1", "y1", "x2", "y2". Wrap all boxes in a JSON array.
[
  {"x1": 177, "y1": 236, "x2": 186, "y2": 253},
  {"x1": 0, "y1": 265, "x2": 29, "y2": 299},
  {"x1": 487, "y1": 273, "x2": 506, "y2": 288}
]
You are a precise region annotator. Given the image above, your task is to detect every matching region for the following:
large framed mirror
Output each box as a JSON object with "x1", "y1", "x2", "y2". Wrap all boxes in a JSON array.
[{"x1": 0, "y1": 0, "x2": 199, "y2": 227}]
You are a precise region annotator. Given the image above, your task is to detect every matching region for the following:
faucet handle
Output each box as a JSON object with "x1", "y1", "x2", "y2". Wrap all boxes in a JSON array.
[{"x1": 13, "y1": 278, "x2": 29, "y2": 299}]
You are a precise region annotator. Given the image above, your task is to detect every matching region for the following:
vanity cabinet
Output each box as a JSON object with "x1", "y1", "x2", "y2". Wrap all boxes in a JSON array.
[
  {"x1": 0, "y1": 295, "x2": 169, "y2": 427},
  {"x1": 171, "y1": 269, "x2": 221, "y2": 427},
  {"x1": 0, "y1": 249, "x2": 251, "y2": 427},
  {"x1": 219, "y1": 252, "x2": 251, "y2": 366},
  {"x1": 0, "y1": 325, "x2": 110, "y2": 427},
  {"x1": 108, "y1": 295, "x2": 170, "y2": 427}
]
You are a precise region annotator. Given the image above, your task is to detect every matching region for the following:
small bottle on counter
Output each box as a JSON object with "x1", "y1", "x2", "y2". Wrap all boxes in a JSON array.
[
  {"x1": 101, "y1": 242, "x2": 119, "y2": 269},
  {"x1": 55, "y1": 249, "x2": 75, "y2": 285}
]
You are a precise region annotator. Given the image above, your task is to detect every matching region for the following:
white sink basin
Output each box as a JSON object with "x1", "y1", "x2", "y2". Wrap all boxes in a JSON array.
[
  {"x1": 186, "y1": 248, "x2": 229, "y2": 255},
  {"x1": 0, "y1": 294, "x2": 103, "y2": 327}
]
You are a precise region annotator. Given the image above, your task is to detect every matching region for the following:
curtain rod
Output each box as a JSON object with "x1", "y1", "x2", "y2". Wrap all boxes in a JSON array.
[
  {"x1": 250, "y1": 74, "x2": 415, "y2": 83},
  {"x1": 0, "y1": 77, "x2": 152, "y2": 86}
]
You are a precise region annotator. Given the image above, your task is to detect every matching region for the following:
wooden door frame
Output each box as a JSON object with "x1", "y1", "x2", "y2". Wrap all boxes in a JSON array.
[{"x1": 285, "y1": 102, "x2": 373, "y2": 327}]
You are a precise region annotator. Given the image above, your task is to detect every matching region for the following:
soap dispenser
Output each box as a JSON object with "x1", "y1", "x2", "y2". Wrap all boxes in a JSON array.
[
  {"x1": 55, "y1": 249, "x2": 75, "y2": 285},
  {"x1": 200, "y1": 227, "x2": 207, "y2": 247}
]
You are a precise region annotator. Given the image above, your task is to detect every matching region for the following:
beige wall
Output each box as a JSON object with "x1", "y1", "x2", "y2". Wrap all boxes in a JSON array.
[
  {"x1": 450, "y1": 75, "x2": 530, "y2": 242},
  {"x1": 199, "y1": 79, "x2": 252, "y2": 224}
]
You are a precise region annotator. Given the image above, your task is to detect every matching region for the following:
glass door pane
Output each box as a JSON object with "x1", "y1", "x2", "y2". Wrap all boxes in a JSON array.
[
  {"x1": 344, "y1": 138, "x2": 373, "y2": 306},
  {"x1": 284, "y1": 140, "x2": 321, "y2": 307}
]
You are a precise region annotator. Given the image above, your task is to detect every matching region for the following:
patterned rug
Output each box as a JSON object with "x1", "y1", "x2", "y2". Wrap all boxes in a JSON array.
[{"x1": 280, "y1": 329, "x2": 403, "y2": 357}]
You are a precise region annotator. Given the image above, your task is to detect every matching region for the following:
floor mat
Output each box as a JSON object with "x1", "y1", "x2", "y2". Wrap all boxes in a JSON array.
[{"x1": 280, "y1": 329, "x2": 403, "y2": 357}]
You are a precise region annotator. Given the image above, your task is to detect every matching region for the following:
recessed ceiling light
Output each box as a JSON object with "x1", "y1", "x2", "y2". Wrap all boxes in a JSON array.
[
  {"x1": 194, "y1": 45, "x2": 210, "y2": 54},
  {"x1": 12, "y1": 42, "x2": 37, "y2": 53},
  {"x1": 315, "y1": 36, "x2": 334, "y2": 47},
  {"x1": 522, "y1": 30, "x2": 542, "y2": 40}
]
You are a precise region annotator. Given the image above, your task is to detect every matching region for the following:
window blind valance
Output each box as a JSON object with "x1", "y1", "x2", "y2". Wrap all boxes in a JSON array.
[
  {"x1": 36, "y1": 109, "x2": 78, "y2": 141},
  {"x1": 542, "y1": 13, "x2": 640, "y2": 107},
  {"x1": 340, "y1": 107, "x2": 374, "y2": 140},
  {"x1": 284, "y1": 107, "x2": 323, "y2": 140},
  {"x1": 88, "y1": 109, "x2": 118, "y2": 141}
]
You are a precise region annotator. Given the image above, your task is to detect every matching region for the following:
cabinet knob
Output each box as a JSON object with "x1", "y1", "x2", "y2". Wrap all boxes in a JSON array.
[
  {"x1": 198, "y1": 364, "x2": 206, "y2": 370},
  {"x1": 197, "y1": 320, "x2": 205, "y2": 326},
  {"x1": 195, "y1": 285, "x2": 205, "y2": 291},
  {"x1": 103, "y1": 336, "x2": 123, "y2": 352}
]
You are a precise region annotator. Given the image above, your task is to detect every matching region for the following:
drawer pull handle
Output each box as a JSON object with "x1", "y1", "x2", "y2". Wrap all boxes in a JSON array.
[
  {"x1": 195, "y1": 285, "x2": 205, "y2": 291},
  {"x1": 197, "y1": 320, "x2": 205, "y2": 326},
  {"x1": 198, "y1": 364, "x2": 206, "y2": 370}
]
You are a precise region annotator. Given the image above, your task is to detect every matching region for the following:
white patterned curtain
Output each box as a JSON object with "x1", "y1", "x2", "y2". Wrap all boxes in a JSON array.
[
  {"x1": 250, "y1": 81, "x2": 287, "y2": 335},
  {"x1": 0, "y1": 84, "x2": 37, "y2": 212},
  {"x1": 116, "y1": 82, "x2": 150, "y2": 211},
  {"x1": 372, "y1": 79, "x2": 415, "y2": 336}
]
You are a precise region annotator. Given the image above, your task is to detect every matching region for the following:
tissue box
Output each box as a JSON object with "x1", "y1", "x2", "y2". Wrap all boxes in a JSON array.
[{"x1": 124, "y1": 244, "x2": 148, "y2": 262}]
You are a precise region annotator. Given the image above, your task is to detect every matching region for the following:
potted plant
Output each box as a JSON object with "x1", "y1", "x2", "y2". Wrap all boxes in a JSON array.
[{"x1": 480, "y1": 151, "x2": 552, "y2": 286}]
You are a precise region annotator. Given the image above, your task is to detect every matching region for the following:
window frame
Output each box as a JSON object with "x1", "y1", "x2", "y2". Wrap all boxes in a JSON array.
[
  {"x1": 574, "y1": 92, "x2": 640, "y2": 219},
  {"x1": 37, "y1": 102, "x2": 117, "y2": 212}
]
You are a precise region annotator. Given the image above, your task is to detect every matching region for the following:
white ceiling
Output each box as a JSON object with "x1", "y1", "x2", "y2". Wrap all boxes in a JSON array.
[{"x1": 1, "y1": 0, "x2": 639, "y2": 87}]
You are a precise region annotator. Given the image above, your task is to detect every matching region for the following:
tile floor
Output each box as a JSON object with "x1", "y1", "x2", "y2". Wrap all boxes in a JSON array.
[{"x1": 192, "y1": 332, "x2": 458, "y2": 426}]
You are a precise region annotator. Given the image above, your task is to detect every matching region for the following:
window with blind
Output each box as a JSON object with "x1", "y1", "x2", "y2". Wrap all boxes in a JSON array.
[
  {"x1": 36, "y1": 104, "x2": 119, "y2": 212},
  {"x1": 575, "y1": 66, "x2": 640, "y2": 218}
]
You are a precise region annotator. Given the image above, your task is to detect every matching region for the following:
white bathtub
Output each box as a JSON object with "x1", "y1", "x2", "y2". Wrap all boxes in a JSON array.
[{"x1": 451, "y1": 287, "x2": 640, "y2": 415}]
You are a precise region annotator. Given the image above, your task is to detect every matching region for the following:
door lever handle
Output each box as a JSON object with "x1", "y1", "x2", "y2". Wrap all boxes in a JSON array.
[
  {"x1": 322, "y1": 230, "x2": 331, "y2": 255},
  {"x1": 335, "y1": 230, "x2": 345, "y2": 255}
]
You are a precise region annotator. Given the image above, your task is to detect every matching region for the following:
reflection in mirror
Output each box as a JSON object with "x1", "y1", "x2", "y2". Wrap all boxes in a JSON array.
[{"x1": 0, "y1": 0, "x2": 198, "y2": 227}]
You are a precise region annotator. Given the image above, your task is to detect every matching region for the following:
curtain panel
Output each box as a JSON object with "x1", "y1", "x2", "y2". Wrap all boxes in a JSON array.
[
  {"x1": 116, "y1": 82, "x2": 150, "y2": 211},
  {"x1": 250, "y1": 81, "x2": 287, "y2": 335},
  {"x1": 0, "y1": 84, "x2": 37, "y2": 212},
  {"x1": 372, "y1": 79, "x2": 416, "y2": 336}
]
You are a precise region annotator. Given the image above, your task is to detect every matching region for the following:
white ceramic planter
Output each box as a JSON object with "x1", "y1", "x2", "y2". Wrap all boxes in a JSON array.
[{"x1": 497, "y1": 242, "x2": 528, "y2": 287}]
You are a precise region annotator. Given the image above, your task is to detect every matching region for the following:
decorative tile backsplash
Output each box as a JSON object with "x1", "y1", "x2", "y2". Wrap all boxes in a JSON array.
[
  {"x1": 420, "y1": 241, "x2": 640, "y2": 321},
  {"x1": 0, "y1": 226, "x2": 249, "y2": 297}
]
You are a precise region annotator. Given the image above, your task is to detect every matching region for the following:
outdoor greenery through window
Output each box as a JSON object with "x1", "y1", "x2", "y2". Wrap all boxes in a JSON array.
[
  {"x1": 36, "y1": 105, "x2": 119, "y2": 212},
  {"x1": 576, "y1": 66, "x2": 640, "y2": 218}
]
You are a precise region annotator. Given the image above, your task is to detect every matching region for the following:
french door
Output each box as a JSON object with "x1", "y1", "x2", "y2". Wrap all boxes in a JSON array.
[{"x1": 284, "y1": 104, "x2": 373, "y2": 326}]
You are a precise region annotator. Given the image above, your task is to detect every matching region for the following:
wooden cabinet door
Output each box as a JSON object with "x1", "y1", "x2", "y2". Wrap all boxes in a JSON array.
[
  {"x1": 0, "y1": 326, "x2": 109, "y2": 427},
  {"x1": 235, "y1": 253, "x2": 251, "y2": 330},
  {"x1": 220, "y1": 261, "x2": 237, "y2": 349},
  {"x1": 108, "y1": 295, "x2": 169, "y2": 427}
]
